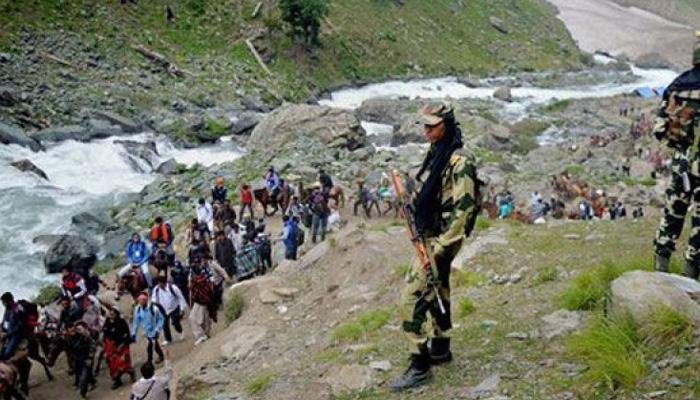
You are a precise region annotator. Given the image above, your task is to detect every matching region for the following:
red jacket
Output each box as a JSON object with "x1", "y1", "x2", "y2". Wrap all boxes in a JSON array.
[{"x1": 240, "y1": 188, "x2": 253, "y2": 204}]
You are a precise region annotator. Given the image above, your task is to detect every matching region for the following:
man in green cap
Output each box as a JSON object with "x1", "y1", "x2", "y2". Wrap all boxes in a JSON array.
[
  {"x1": 653, "y1": 33, "x2": 700, "y2": 278},
  {"x1": 389, "y1": 102, "x2": 481, "y2": 391}
]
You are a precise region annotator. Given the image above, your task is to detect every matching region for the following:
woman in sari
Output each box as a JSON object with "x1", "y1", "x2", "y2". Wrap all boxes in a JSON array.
[{"x1": 102, "y1": 307, "x2": 134, "y2": 390}]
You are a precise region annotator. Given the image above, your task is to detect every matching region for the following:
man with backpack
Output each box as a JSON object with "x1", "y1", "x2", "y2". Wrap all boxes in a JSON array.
[
  {"x1": 353, "y1": 179, "x2": 370, "y2": 217},
  {"x1": 390, "y1": 102, "x2": 481, "y2": 391},
  {"x1": 132, "y1": 293, "x2": 165, "y2": 365},
  {"x1": 151, "y1": 276, "x2": 187, "y2": 345},
  {"x1": 280, "y1": 215, "x2": 299, "y2": 261},
  {"x1": 188, "y1": 260, "x2": 215, "y2": 346},
  {"x1": 213, "y1": 230, "x2": 236, "y2": 278},
  {"x1": 0, "y1": 293, "x2": 26, "y2": 361},
  {"x1": 130, "y1": 348, "x2": 174, "y2": 400},
  {"x1": 319, "y1": 169, "x2": 334, "y2": 195},
  {"x1": 170, "y1": 260, "x2": 190, "y2": 305},
  {"x1": 309, "y1": 184, "x2": 329, "y2": 243},
  {"x1": 150, "y1": 217, "x2": 174, "y2": 253}
]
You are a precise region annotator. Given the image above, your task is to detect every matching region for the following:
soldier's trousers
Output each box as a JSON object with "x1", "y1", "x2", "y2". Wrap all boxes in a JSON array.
[
  {"x1": 399, "y1": 240, "x2": 460, "y2": 355},
  {"x1": 654, "y1": 152, "x2": 700, "y2": 265}
]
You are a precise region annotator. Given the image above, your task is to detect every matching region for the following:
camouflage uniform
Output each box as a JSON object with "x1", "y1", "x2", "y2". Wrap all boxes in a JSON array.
[
  {"x1": 399, "y1": 152, "x2": 479, "y2": 354},
  {"x1": 653, "y1": 52, "x2": 700, "y2": 277}
]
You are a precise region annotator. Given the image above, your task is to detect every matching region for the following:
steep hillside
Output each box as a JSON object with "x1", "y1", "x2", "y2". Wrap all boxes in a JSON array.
[{"x1": 0, "y1": 0, "x2": 583, "y2": 132}]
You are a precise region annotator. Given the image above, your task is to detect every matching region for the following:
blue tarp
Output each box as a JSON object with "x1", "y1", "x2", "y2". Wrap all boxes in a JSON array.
[{"x1": 633, "y1": 87, "x2": 658, "y2": 98}]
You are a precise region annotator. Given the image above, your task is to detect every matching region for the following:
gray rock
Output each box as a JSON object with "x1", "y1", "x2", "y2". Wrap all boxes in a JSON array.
[
  {"x1": 32, "y1": 125, "x2": 91, "y2": 143},
  {"x1": 93, "y1": 110, "x2": 140, "y2": 133},
  {"x1": 634, "y1": 53, "x2": 673, "y2": 69},
  {"x1": 33, "y1": 235, "x2": 63, "y2": 247},
  {"x1": 249, "y1": 104, "x2": 366, "y2": 152},
  {"x1": 391, "y1": 115, "x2": 423, "y2": 146},
  {"x1": 463, "y1": 373, "x2": 501, "y2": 399},
  {"x1": 10, "y1": 159, "x2": 48, "y2": 180},
  {"x1": 0, "y1": 86, "x2": 17, "y2": 106},
  {"x1": 115, "y1": 140, "x2": 160, "y2": 170},
  {"x1": 44, "y1": 235, "x2": 98, "y2": 274},
  {"x1": 156, "y1": 158, "x2": 178, "y2": 175},
  {"x1": 355, "y1": 97, "x2": 413, "y2": 126},
  {"x1": 540, "y1": 309, "x2": 587, "y2": 340},
  {"x1": 324, "y1": 364, "x2": 374, "y2": 395},
  {"x1": 230, "y1": 112, "x2": 260, "y2": 136},
  {"x1": 241, "y1": 95, "x2": 271, "y2": 113},
  {"x1": 71, "y1": 212, "x2": 114, "y2": 236},
  {"x1": 368, "y1": 360, "x2": 392, "y2": 372},
  {"x1": 0, "y1": 122, "x2": 44, "y2": 151},
  {"x1": 493, "y1": 86, "x2": 512, "y2": 102},
  {"x1": 86, "y1": 118, "x2": 124, "y2": 137},
  {"x1": 0, "y1": 53, "x2": 9, "y2": 63},
  {"x1": 610, "y1": 271, "x2": 700, "y2": 325},
  {"x1": 489, "y1": 16, "x2": 508, "y2": 34}
]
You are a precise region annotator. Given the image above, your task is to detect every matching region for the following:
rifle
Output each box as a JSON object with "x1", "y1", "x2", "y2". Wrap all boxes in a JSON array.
[{"x1": 391, "y1": 170, "x2": 446, "y2": 315}]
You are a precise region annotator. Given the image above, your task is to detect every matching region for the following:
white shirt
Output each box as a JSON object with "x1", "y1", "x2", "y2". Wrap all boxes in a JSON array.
[
  {"x1": 151, "y1": 284, "x2": 187, "y2": 315},
  {"x1": 196, "y1": 203, "x2": 213, "y2": 224},
  {"x1": 228, "y1": 231, "x2": 243, "y2": 252}
]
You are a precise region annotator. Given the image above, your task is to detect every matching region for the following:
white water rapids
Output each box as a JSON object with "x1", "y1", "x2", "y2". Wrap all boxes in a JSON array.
[{"x1": 0, "y1": 134, "x2": 242, "y2": 299}]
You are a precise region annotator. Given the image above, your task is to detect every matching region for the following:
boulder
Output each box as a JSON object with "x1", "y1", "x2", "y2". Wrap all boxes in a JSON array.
[
  {"x1": 474, "y1": 117, "x2": 513, "y2": 151},
  {"x1": 610, "y1": 271, "x2": 700, "y2": 325},
  {"x1": 71, "y1": 212, "x2": 113, "y2": 236},
  {"x1": 156, "y1": 158, "x2": 178, "y2": 175},
  {"x1": 493, "y1": 86, "x2": 513, "y2": 102},
  {"x1": 10, "y1": 159, "x2": 48, "y2": 180},
  {"x1": 0, "y1": 86, "x2": 16, "y2": 106},
  {"x1": 43, "y1": 235, "x2": 98, "y2": 274},
  {"x1": 93, "y1": 110, "x2": 140, "y2": 133},
  {"x1": 32, "y1": 125, "x2": 91, "y2": 143},
  {"x1": 115, "y1": 140, "x2": 160, "y2": 171},
  {"x1": 634, "y1": 53, "x2": 673, "y2": 70},
  {"x1": 85, "y1": 118, "x2": 124, "y2": 137},
  {"x1": 0, "y1": 122, "x2": 44, "y2": 151},
  {"x1": 391, "y1": 115, "x2": 423, "y2": 146},
  {"x1": 230, "y1": 111, "x2": 261, "y2": 136},
  {"x1": 248, "y1": 104, "x2": 366, "y2": 152},
  {"x1": 355, "y1": 97, "x2": 412, "y2": 126}
]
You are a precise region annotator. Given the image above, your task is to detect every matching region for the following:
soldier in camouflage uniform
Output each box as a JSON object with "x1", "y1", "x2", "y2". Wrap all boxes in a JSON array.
[
  {"x1": 390, "y1": 102, "x2": 480, "y2": 391},
  {"x1": 653, "y1": 35, "x2": 700, "y2": 279}
]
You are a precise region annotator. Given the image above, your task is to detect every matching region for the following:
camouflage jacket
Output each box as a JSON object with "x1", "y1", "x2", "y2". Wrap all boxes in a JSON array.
[
  {"x1": 429, "y1": 152, "x2": 480, "y2": 249},
  {"x1": 654, "y1": 67, "x2": 700, "y2": 156}
]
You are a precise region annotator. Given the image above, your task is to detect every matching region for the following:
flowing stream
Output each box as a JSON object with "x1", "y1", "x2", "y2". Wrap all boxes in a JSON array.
[{"x1": 0, "y1": 134, "x2": 242, "y2": 298}]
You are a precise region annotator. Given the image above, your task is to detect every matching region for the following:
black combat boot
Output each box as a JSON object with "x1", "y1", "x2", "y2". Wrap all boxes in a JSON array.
[
  {"x1": 655, "y1": 254, "x2": 670, "y2": 273},
  {"x1": 685, "y1": 260, "x2": 700, "y2": 280},
  {"x1": 389, "y1": 350, "x2": 432, "y2": 391},
  {"x1": 430, "y1": 337, "x2": 453, "y2": 365}
]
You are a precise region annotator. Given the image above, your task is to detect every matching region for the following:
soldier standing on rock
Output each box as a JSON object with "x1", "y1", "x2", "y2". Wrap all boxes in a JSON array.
[
  {"x1": 390, "y1": 102, "x2": 481, "y2": 391},
  {"x1": 653, "y1": 33, "x2": 700, "y2": 279}
]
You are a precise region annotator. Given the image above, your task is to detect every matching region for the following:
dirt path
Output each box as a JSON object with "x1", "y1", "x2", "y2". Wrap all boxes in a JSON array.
[{"x1": 548, "y1": 0, "x2": 693, "y2": 68}]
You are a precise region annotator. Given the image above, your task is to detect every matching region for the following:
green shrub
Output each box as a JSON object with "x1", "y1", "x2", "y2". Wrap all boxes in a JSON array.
[
  {"x1": 458, "y1": 298, "x2": 475, "y2": 317},
  {"x1": 451, "y1": 270, "x2": 486, "y2": 289},
  {"x1": 640, "y1": 303, "x2": 694, "y2": 348},
  {"x1": 542, "y1": 99, "x2": 572, "y2": 113},
  {"x1": 244, "y1": 371, "x2": 275, "y2": 396},
  {"x1": 33, "y1": 284, "x2": 62, "y2": 306},
  {"x1": 560, "y1": 257, "x2": 648, "y2": 311},
  {"x1": 532, "y1": 265, "x2": 559, "y2": 286},
  {"x1": 332, "y1": 308, "x2": 392, "y2": 342},
  {"x1": 279, "y1": 0, "x2": 330, "y2": 46},
  {"x1": 568, "y1": 313, "x2": 647, "y2": 390},
  {"x1": 475, "y1": 216, "x2": 491, "y2": 232},
  {"x1": 225, "y1": 292, "x2": 245, "y2": 325}
]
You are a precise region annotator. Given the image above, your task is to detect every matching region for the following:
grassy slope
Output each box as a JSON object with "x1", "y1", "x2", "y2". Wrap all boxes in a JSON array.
[
  {"x1": 317, "y1": 217, "x2": 700, "y2": 400},
  {"x1": 0, "y1": 0, "x2": 583, "y2": 102}
]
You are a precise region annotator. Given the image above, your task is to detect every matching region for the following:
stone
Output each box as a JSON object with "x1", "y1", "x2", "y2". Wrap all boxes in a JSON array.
[
  {"x1": 355, "y1": 97, "x2": 412, "y2": 126},
  {"x1": 644, "y1": 391, "x2": 668, "y2": 399},
  {"x1": 0, "y1": 122, "x2": 44, "y2": 151},
  {"x1": 43, "y1": 235, "x2": 98, "y2": 274},
  {"x1": 156, "y1": 158, "x2": 178, "y2": 175},
  {"x1": 540, "y1": 309, "x2": 587, "y2": 340},
  {"x1": 462, "y1": 373, "x2": 501, "y2": 399},
  {"x1": 230, "y1": 111, "x2": 261, "y2": 136},
  {"x1": 391, "y1": 115, "x2": 423, "y2": 146},
  {"x1": 259, "y1": 286, "x2": 300, "y2": 304},
  {"x1": 368, "y1": 360, "x2": 392, "y2": 372},
  {"x1": 506, "y1": 332, "x2": 528, "y2": 340},
  {"x1": 10, "y1": 159, "x2": 48, "y2": 180},
  {"x1": 220, "y1": 325, "x2": 268, "y2": 360},
  {"x1": 86, "y1": 118, "x2": 124, "y2": 137},
  {"x1": 493, "y1": 86, "x2": 512, "y2": 102},
  {"x1": 489, "y1": 16, "x2": 508, "y2": 34},
  {"x1": 634, "y1": 53, "x2": 673, "y2": 69},
  {"x1": 248, "y1": 104, "x2": 366, "y2": 152},
  {"x1": 71, "y1": 212, "x2": 114, "y2": 236},
  {"x1": 0, "y1": 86, "x2": 16, "y2": 106},
  {"x1": 324, "y1": 364, "x2": 374, "y2": 395},
  {"x1": 115, "y1": 140, "x2": 160, "y2": 171},
  {"x1": 610, "y1": 271, "x2": 700, "y2": 325},
  {"x1": 93, "y1": 110, "x2": 140, "y2": 133},
  {"x1": 32, "y1": 125, "x2": 91, "y2": 143}
]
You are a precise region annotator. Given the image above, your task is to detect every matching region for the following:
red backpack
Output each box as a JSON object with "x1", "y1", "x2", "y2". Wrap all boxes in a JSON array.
[{"x1": 190, "y1": 273, "x2": 213, "y2": 305}]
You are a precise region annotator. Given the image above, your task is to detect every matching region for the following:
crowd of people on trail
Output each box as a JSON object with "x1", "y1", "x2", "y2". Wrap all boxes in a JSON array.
[
  {"x1": 0, "y1": 167, "x2": 354, "y2": 399},
  {"x1": 486, "y1": 184, "x2": 645, "y2": 225}
]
